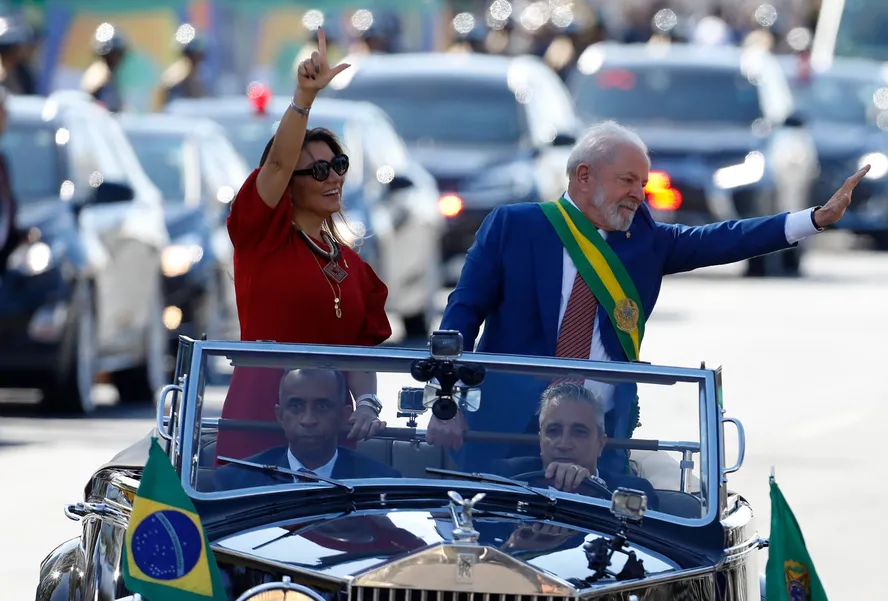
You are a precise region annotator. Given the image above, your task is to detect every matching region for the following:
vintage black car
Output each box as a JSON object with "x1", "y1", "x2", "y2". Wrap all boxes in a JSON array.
[{"x1": 37, "y1": 334, "x2": 766, "y2": 600}]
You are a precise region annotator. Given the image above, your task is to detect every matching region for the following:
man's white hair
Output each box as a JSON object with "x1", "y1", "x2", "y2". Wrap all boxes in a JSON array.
[{"x1": 566, "y1": 120, "x2": 650, "y2": 177}]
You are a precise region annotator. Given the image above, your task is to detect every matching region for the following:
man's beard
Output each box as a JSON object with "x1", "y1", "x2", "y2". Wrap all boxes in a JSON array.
[{"x1": 592, "y1": 185, "x2": 637, "y2": 232}]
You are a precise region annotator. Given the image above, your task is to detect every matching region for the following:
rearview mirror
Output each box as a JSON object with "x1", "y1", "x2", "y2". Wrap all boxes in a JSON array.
[
  {"x1": 388, "y1": 174, "x2": 415, "y2": 191},
  {"x1": 90, "y1": 181, "x2": 135, "y2": 204},
  {"x1": 552, "y1": 132, "x2": 577, "y2": 147},
  {"x1": 783, "y1": 110, "x2": 806, "y2": 128}
]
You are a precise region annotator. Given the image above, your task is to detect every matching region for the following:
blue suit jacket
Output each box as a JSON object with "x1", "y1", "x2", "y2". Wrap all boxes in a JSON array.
[
  {"x1": 440, "y1": 201, "x2": 793, "y2": 472},
  {"x1": 496, "y1": 456, "x2": 660, "y2": 512},
  {"x1": 214, "y1": 445, "x2": 402, "y2": 490}
]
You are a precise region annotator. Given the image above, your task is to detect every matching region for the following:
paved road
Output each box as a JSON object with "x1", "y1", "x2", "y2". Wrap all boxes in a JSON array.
[{"x1": 3, "y1": 243, "x2": 886, "y2": 600}]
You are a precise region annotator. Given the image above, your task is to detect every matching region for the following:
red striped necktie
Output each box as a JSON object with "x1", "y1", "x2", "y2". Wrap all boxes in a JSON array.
[{"x1": 556, "y1": 272, "x2": 598, "y2": 359}]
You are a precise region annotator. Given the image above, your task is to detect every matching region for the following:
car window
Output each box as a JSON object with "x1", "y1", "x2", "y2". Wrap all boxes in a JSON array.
[
  {"x1": 1, "y1": 121, "x2": 65, "y2": 201},
  {"x1": 126, "y1": 129, "x2": 201, "y2": 204},
  {"x1": 788, "y1": 74, "x2": 882, "y2": 124},
  {"x1": 571, "y1": 65, "x2": 764, "y2": 125},
  {"x1": 331, "y1": 76, "x2": 525, "y2": 146}
]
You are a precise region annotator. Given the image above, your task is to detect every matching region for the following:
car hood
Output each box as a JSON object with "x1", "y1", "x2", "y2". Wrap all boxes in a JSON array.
[
  {"x1": 15, "y1": 198, "x2": 76, "y2": 236},
  {"x1": 407, "y1": 144, "x2": 527, "y2": 186},
  {"x1": 163, "y1": 203, "x2": 207, "y2": 241},
  {"x1": 628, "y1": 123, "x2": 762, "y2": 160},
  {"x1": 214, "y1": 510, "x2": 683, "y2": 586}
]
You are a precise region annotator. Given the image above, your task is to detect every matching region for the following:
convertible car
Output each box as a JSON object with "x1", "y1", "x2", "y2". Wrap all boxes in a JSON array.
[{"x1": 36, "y1": 333, "x2": 765, "y2": 601}]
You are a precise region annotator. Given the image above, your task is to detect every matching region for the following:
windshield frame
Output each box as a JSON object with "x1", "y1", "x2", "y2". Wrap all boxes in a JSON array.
[{"x1": 165, "y1": 339, "x2": 721, "y2": 528}]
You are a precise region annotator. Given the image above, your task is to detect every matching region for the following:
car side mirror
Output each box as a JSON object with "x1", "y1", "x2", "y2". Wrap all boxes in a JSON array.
[
  {"x1": 388, "y1": 174, "x2": 415, "y2": 191},
  {"x1": 90, "y1": 181, "x2": 135, "y2": 204},
  {"x1": 552, "y1": 132, "x2": 577, "y2": 147},
  {"x1": 783, "y1": 111, "x2": 806, "y2": 128}
]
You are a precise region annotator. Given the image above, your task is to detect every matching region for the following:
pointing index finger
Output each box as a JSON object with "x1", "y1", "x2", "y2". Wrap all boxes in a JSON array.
[
  {"x1": 843, "y1": 164, "x2": 871, "y2": 191},
  {"x1": 317, "y1": 27, "x2": 327, "y2": 60}
]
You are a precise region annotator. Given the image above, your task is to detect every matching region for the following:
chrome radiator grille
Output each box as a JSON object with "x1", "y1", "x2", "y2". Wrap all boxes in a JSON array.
[{"x1": 353, "y1": 588, "x2": 565, "y2": 601}]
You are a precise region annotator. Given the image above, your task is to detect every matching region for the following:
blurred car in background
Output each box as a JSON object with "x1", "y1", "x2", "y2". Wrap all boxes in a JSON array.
[
  {"x1": 119, "y1": 114, "x2": 247, "y2": 358},
  {"x1": 324, "y1": 52, "x2": 583, "y2": 283},
  {"x1": 779, "y1": 54, "x2": 888, "y2": 249},
  {"x1": 568, "y1": 43, "x2": 818, "y2": 276},
  {"x1": 0, "y1": 91, "x2": 168, "y2": 414},
  {"x1": 166, "y1": 94, "x2": 443, "y2": 335}
]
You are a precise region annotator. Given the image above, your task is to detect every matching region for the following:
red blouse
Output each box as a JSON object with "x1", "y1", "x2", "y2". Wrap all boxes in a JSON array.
[{"x1": 216, "y1": 168, "x2": 392, "y2": 460}]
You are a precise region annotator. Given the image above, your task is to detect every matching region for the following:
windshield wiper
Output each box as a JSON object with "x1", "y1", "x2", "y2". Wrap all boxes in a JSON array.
[
  {"x1": 217, "y1": 455, "x2": 354, "y2": 494},
  {"x1": 426, "y1": 468, "x2": 557, "y2": 506}
]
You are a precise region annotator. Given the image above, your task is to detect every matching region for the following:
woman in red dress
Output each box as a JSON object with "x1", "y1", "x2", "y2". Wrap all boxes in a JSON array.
[{"x1": 216, "y1": 29, "x2": 390, "y2": 460}]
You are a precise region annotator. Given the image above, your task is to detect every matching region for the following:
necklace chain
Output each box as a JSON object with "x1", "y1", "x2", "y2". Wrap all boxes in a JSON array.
[{"x1": 310, "y1": 251, "x2": 343, "y2": 319}]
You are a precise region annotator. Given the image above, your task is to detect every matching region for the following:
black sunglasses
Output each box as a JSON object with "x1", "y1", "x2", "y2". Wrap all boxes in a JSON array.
[{"x1": 292, "y1": 154, "x2": 349, "y2": 182}]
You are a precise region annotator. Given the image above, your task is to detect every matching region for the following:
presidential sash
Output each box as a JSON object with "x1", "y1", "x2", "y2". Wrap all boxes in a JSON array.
[{"x1": 540, "y1": 197, "x2": 646, "y2": 362}]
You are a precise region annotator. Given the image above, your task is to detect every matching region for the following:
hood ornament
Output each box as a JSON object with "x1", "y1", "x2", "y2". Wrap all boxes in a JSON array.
[{"x1": 448, "y1": 491, "x2": 485, "y2": 543}]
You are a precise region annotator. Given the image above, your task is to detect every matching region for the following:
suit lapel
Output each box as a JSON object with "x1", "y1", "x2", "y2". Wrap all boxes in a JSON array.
[
  {"x1": 331, "y1": 449, "x2": 350, "y2": 479},
  {"x1": 532, "y1": 225, "x2": 563, "y2": 355}
]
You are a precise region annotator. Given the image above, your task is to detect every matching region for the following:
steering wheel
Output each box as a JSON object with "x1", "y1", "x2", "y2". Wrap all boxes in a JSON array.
[{"x1": 512, "y1": 470, "x2": 612, "y2": 500}]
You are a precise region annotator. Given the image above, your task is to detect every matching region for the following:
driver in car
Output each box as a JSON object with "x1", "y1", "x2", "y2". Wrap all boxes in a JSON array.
[
  {"x1": 497, "y1": 382, "x2": 658, "y2": 508},
  {"x1": 215, "y1": 369, "x2": 401, "y2": 490}
]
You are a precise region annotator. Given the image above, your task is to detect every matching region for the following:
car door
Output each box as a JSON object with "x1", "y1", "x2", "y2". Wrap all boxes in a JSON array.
[{"x1": 75, "y1": 105, "x2": 167, "y2": 356}]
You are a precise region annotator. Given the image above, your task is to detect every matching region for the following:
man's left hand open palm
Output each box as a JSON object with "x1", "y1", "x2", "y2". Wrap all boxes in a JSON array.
[{"x1": 814, "y1": 164, "x2": 871, "y2": 228}]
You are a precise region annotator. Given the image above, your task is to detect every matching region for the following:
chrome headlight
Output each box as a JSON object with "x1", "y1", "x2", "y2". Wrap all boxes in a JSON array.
[
  {"x1": 859, "y1": 152, "x2": 888, "y2": 179},
  {"x1": 236, "y1": 576, "x2": 327, "y2": 601},
  {"x1": 7, "y1": 240, "x2": 53, "y2": 275},
  {"x1": 161, "y1": 234, "x2": 204, "y2": 278},
  {"x1": 712, "y1": 152, "x2": 766, "y2": 190}
]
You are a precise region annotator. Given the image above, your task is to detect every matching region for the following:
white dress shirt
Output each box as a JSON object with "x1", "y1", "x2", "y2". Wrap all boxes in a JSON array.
[
  {"x1": 557, "y1": 192, "x2": 821, "y2": 410},
  {"x1": 287, "y1": 448, "x2": 338, "y2": 479}
]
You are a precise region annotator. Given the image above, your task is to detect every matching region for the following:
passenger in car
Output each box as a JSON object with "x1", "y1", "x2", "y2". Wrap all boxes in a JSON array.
[
  {"x1": 496, "y1": 382, "x2": 658, "y2": 509},
  {"x1": 215, "y1": 369, "x2": 400, "y2": 490}
]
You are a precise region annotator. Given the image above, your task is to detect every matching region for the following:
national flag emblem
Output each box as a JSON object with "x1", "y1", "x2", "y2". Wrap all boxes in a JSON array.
[
  {"x1": 765, "y1": 476, "x2": 828, "y2": 601},
  {"x1": 122, "y1": 438, "x2": 226, "y2": 601}
]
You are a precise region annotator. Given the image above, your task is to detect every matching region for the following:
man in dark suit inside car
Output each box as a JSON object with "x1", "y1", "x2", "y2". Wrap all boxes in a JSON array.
[
  {"x1": 497, "y1": 382, "x2": 658, "y2": 510},
  {"x1": 215, "y1": 369, "x2": 400, "y2": 490}
]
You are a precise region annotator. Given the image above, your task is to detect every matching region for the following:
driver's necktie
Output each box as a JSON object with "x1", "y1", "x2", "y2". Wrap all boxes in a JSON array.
[{"x1": 555, "y1": 271, "x2": 598, "y2": 359}]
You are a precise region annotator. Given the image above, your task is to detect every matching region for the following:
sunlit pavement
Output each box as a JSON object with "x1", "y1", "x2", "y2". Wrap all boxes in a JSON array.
[{"x1": 2, "y1": 236, "x2": 885, "y2": 599}]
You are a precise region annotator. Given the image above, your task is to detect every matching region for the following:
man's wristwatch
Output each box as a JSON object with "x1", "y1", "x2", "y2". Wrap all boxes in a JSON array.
[{"x1": 355, "y1": 394, "x2": 382, "y2": 416}]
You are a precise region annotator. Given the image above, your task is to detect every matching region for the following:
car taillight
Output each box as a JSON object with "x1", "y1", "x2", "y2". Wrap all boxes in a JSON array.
[
  {"x1": 644, "y1": 171, "x2": 682, "y2": 211},
  {"x1": 438, "y1": 194, "x2": 463, "y2": 217},
  {"x1": 247, "y1": 81, "x2": 271, "y2": 114}
]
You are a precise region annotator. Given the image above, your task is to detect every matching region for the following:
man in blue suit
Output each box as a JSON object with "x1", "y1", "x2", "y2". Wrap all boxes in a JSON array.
[
  {"x1": 432, "y1": 120, "x2": 870, "y2": 474},
  {"x1": 216, "y1": 369, "x2": 399, "y2": 490}
]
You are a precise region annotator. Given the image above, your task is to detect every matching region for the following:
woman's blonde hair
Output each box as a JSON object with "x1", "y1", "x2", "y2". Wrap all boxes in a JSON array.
[{"x1": 260, "y1": 127, "x2": 362, "y2": 248}]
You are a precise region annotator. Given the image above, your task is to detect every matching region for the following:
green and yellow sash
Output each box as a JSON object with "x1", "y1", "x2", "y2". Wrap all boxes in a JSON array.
[{"x1": 540, "y1": 197, "x2": 646, "y2": 362}]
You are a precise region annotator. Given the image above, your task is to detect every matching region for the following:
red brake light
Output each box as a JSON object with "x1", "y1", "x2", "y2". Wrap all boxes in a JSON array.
[
  {"x1": 438, "y1": 194, "x2": 463, "y2": 217},
  {"x1": 595, "y1": 69, "x2": 637, "y2": 91},
  {"x1": 645, "y1": 171, "x2": 683, "y2": 211},
  {"x1": 247, "y1": 81, "x2": 271, "y2": 114}
]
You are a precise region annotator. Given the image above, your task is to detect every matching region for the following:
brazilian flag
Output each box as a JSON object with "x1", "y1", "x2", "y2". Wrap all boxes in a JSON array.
[
  {"x1": 765, "y1": 477, "x2": 828, "y2": 600},
  {"x1": 122, "y1": 438, "x2": 226, "y2": 601}
]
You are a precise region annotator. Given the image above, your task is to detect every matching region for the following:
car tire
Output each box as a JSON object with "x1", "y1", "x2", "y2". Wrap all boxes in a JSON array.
[
  {"x1": 41, "y1": 282, "x2": 98, "y2": 415},
  {"x1": 112, "y1": 288, "x2": 166, "y2": 404}
]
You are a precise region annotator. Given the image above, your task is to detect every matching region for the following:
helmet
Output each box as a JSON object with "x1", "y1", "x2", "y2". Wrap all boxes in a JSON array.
[
  {"x1": 174, "y1": 23, "x2": 206, "y2": 56},
  {"x1": 0, "y1": 16, "x2": 32, "y2": 48},
  {"x1": 91, "y1": 23, "x2": 129, "y2": 56}
]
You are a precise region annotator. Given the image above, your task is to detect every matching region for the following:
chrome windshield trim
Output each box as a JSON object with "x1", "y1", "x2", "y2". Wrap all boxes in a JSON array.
[{"x1": 178, "y1": 341, "x2": 721, "y2": 527}]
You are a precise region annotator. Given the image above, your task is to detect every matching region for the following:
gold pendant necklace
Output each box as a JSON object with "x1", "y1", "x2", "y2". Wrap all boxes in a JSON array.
[{"x1": 311, "y1": 252, "x2": 343, "y2": 319}]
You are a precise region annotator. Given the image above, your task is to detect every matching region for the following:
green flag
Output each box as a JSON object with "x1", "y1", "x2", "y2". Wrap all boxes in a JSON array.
[
  {"x1": 765, "y1": 477, "x2": 828, "y2": 601},
  {"x1": 122, "y1": 438, "x2": 226, "y2": 601}
]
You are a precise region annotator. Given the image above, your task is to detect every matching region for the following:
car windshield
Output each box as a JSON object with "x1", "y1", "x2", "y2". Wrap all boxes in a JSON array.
[
  {"x1": 787, "y1": 74, "x2": 883, "y2": 125},
  {"x1": 331, "y1": 77, "x2": 525, "y2": 146},
  {"x1": 834, "y1": 0, "x2": 888, "y2": 62},
  {"x1": 125, "y1": 130, "x2": 191, "y2": 201},
  {"x1": 571, "y1": 66, "x2": 763, "y2": 125},
  {"x1": 2, "y1": 121, "x2": 64, "y2": 201},
  {"x1": 180, "y1": 341, "x2": 714, "y2": 524},
  {"x1": 198, "y1": 112, "x2": 360, "y2": 193}
]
